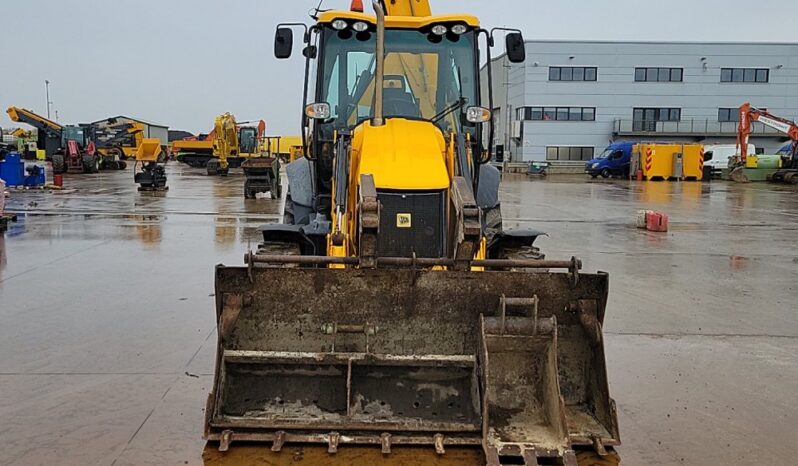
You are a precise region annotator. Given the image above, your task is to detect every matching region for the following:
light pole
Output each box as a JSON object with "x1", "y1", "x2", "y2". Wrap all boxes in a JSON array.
[{"x1": 45, "y1": 80, "x2": 53, "y2": 119}]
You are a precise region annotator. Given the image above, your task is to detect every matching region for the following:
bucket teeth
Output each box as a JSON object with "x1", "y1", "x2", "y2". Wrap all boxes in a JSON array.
[
  {"x1": 522, "y1": 450, "x2": 540, "y2": 466},
  {"x1": 271, "y1": 431, "x2": 286, "y2": 452},
  {"x1": 380, "y1": 433, "x2": 392, "y2": 454},
  {"x1": 433, "y1": 433, "x2": 445, "y2": 455},
  {"x1": 592, "y1": 436, "x2": 608, "y2": 456},
  {"x1": 218, "y1": 430, "x2": 233, "y2": 452},
  {"x1": 327, "y1": 432, "x2": 340, "y2": 454}
]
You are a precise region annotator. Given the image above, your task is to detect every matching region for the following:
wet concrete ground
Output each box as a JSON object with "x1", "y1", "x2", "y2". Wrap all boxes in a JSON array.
[{"x1": 1, "y1": 165, "x2": 796, "y2": 465}]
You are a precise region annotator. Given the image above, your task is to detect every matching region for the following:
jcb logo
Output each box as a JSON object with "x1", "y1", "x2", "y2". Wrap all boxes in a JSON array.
[{"x1": 396, "y1": 213, "x2": 412, "y2": 228}]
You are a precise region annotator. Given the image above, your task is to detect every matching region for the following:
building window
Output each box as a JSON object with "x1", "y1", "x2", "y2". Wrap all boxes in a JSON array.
[
  {"x1": 546, "y1": 146, "x2": 595, "y2": 161},
  {"x1": 634, "y1": 67, "x2": 683, "y2": 82},
  {"x1": 633, "y1": 107, "x2": 681, "y2": 131},
  {"x1": 720, "y1": 67, "x2": 769, "y2": 83},
  {"x1": 718, "y1": 108, "x2": 740, "y2": 122},
  {"x1": 549, "y1": 66, "x2": 598, "y2": 82},
  {"x1": 518, "y1": 106, "x2": 597, "y2": 122}
]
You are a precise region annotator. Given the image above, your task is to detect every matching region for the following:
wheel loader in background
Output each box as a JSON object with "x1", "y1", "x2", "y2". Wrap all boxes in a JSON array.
[
  {"x1": 90, "y1": 118, "x2": 147, "y2": 165},
  {"x1": 205, "y1": 1, "x2": 619, "y2": 465}
]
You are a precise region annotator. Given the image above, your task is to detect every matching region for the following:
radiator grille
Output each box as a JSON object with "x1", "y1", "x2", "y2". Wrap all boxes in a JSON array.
[{"x1": 377, "y1": 190, "x2": 446, "y2": 258}]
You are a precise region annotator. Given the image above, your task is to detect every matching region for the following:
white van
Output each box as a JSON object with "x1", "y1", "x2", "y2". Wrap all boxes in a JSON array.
[{"x1": 703, "y1": 144, "x2": 756, "y2": 175}]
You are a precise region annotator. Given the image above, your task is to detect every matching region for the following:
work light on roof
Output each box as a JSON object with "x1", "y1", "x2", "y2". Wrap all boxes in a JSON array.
[
  {"x1": 352, "y1": 21, "x2": 369, "y2": 32},
  {"x1": 332, "y1": 19, "x2": 348, "y2": 30},
  {"x1": 451, "y1": 24, "x2": 468, "y2": 35},
  {"x1": 431, "y1": 24, "x2": 448, "y2": 36}
]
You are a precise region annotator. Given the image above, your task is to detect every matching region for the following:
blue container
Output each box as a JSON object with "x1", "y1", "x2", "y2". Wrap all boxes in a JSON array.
[
  {"x1": 0, "y1": 152, "x2": 25, "y2": 187},
  {"x1": 24, "y1": 165, "x2": 46, "y2": 187}
]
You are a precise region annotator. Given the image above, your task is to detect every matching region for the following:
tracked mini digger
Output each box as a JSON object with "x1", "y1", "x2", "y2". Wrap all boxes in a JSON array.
[{"x1": 206, "y1": 1, "x2": 619, "y2": 464}]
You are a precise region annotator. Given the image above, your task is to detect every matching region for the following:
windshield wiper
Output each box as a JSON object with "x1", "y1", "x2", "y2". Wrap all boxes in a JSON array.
[
  {"x1": 431, "y1": 64, "x2": 467, "y2": 124},
  {"x1": 431, "y1": 97, "x2": 467, "y2": 124}
]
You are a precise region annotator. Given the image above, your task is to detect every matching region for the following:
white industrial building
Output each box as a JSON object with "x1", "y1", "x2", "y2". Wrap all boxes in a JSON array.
[{"x1": 482, "y1": 40, "x2": 798, "y2": 164}]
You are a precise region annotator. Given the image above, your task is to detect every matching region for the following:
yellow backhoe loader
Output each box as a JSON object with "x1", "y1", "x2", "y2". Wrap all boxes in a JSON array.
[{"x1": 206, "y1": 2, "x2": 619, "y2": 465}]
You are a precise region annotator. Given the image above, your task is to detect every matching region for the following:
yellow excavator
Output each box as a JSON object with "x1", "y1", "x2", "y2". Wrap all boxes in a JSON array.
[
  {"x1": 206, "y1": 113, "x2": 266, "y2": 176},
  {"x1": 206, "y1": 2, "x2": 619, "y2": 465}
]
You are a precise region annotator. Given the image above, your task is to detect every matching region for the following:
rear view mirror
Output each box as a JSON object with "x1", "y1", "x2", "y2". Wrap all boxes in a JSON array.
[
  {"x1": 275, "y1": 28, "x2": 294, "y2": 59},
  {"x1": 506, "y1": 33, "x2": 526, "y2": 63}
]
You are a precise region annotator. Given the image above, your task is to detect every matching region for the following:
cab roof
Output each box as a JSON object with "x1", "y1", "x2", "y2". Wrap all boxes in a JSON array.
[{"x1": 317, "y1": 10, "x2": 480, "y2": 29}]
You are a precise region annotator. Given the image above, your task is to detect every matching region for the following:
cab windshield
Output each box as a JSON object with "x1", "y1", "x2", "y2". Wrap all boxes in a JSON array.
[
  {"x1": 597, "y1": 149, "x2": 613, "y2": 159},
  {"x1": 239, "y1": 128, "x2": 258, "y2": 154},
  {"x1": 318, "y1": 27, "x2": 478, "y2": 136},
  {"x1": 62, "y1": 126, "x2": 86, "y2": 145}
]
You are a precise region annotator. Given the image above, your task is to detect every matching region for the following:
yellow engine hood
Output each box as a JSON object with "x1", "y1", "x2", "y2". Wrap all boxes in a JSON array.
[{"x1": 354, "y1": 118, "x2": 449, "y2": 190}]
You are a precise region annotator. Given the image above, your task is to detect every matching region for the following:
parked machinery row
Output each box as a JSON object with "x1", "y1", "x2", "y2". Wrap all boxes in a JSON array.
[{"x1": 6, "y1": 107, "x2": 146, "y2": 174}]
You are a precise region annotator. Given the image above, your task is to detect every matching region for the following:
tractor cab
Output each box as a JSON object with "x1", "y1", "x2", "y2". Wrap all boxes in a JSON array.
[
  {"x1": 61, "y1": 125, "x2": 88, "y2": 148},
  {"x1": 238, "y1": 127, "x2": 258, "y2": 154}
]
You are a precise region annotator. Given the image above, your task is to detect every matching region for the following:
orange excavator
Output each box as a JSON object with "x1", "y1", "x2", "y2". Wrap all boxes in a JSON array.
[
  {"x1": 734, "y1": 103, "x2": 798, "y2": 184},
  {"x1": 173, "y1": 129, "x2": 217, "y2": 168}
]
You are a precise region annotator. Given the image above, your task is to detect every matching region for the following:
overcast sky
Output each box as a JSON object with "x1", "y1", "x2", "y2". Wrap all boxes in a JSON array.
[{"x1": 2, "y1": 0, "x2": 796, "y2": 135}]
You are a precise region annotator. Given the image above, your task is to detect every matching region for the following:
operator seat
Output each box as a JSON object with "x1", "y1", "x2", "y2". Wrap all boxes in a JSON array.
[{"x1": 381, "y1": 78, "x2": 421, "y2": 118}]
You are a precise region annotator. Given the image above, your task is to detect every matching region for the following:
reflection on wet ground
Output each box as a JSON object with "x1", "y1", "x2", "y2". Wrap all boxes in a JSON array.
[{"x1": 0, "y1": 167, "x2": 796, "y2": 465}]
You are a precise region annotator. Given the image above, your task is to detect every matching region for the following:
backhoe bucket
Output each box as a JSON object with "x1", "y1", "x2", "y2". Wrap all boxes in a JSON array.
[
  {"x1": 728, "y1": 166, "x2": 750, "y2": 183},
  {"x1": 206, "y1": 266, "x2": 619, "y2": 461}
]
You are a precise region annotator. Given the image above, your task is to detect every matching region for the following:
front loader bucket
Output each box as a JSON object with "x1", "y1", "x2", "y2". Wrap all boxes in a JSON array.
[{"x1": 206, "y1": 266, "x2": 619, "y2": 461}]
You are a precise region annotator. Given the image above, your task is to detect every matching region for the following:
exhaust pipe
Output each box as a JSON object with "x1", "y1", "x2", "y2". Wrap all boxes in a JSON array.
[{"x1": 372, "y1": 0, "x2": 385, "y2": 127}]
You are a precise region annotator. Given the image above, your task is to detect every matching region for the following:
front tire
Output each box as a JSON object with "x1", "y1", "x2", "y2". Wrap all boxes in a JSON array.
[
  {"x1": 600, "y1": 168, "x2": 611, "y2": 179},
  {"x1": 111, "y1": 147, "x2": 126, "y2": 161},
  {"x1": 52, "y1": 153, "x2": 66, "y2": 174},
  {"x1": 82, "y1": 155, "x2": 99, "y2": 174}
]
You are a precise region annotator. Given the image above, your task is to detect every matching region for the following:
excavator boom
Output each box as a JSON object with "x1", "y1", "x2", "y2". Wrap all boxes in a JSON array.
[
  {"x1": 733, "y1": 103, "x2": 798, "y2": 183},
  {"x1": 210, "y1": 113, "x2": 240, "y2": 174},
  {"x1": 738, "y1": 102, "x2": 798, "y2": 162}
]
